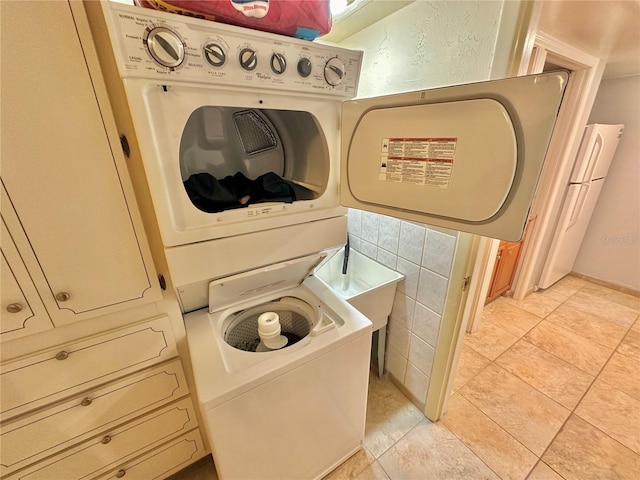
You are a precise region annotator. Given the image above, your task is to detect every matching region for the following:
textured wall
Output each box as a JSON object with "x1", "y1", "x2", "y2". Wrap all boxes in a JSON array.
[
  {"x1": 338, "y1": 1, "x2": 503, "y2": 97},
  {"x1": 573, "y1": 75, "x2": 640, "y2": 290},
  {"x1": 337, "y1": 0, "x2": 506, "y2": 405}
]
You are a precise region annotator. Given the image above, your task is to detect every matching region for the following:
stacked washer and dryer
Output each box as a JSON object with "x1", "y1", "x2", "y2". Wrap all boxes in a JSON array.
[
  {"x1": 87, "y1": 3, "x2": 374, "y2": 479},
  {"x1": 86, "y1": 2, "x2": 568, "y2": 478}
]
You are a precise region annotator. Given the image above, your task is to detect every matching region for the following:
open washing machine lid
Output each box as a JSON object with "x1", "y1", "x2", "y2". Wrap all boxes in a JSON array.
[{"x1": 208, "y1": 253, "x2": 325, "y2": 313}]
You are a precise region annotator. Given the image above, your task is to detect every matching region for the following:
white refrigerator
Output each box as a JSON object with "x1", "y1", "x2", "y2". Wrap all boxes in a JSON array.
[{"x1": 539, "y1": 123, "x2": 624, "y2": 289}]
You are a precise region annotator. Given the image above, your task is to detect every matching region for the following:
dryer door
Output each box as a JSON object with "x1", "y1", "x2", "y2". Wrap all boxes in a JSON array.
[{"x1": 340, "y1": 72, "x2": 568, "y2": 241}]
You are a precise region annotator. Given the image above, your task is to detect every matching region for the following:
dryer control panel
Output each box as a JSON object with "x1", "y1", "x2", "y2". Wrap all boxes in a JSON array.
[{"x1": 101, "y1": 3, "x2": 362, "y2": 98}]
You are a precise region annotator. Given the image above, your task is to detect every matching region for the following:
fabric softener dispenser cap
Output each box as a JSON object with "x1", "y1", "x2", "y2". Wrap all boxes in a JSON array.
[{"x1": 256, "y1": 312, "x2": 289, "y2": 351}]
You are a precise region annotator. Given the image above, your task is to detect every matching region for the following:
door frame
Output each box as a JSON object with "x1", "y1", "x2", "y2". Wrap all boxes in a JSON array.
[
  {"x1": 464, "y1": 29, "x2": 605, "y2": 333},
  {"x1": 511, "y1": 33, "x2": 604, "y2": 299}
]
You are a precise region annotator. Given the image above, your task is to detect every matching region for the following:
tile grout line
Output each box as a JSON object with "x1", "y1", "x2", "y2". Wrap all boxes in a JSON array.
[
  {"x1": 449, "y1": 389, "x2": 541, "y2": 478},
  {"x1": 465, "y1": 283, "x2": 634, "y2": 479},
  {"x1": 478, "y1": 292, "x2": 571, "y2": 480},
  {"x1": 528, "y1": 290, "x2": 638, "y2": 470}
]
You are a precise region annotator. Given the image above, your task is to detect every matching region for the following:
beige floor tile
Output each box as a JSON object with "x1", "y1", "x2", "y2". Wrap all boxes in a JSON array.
[
  {"x1": 575, "y1": 380, "x2": 640, "y2": 454},
  {"x1": 542, "y1": 415, "x2": 640, "y2": 480},
  {"x1": 464, "y1": 321, "x2": 519, "y2": 361},
  {"x1": 564, "y1": 290, "x2": 639, "y2": 327},
  {"x1": 502, "y1": 290, "x2": 565, "y2": 318},
  {"x1": 546, "y1": 303, "x2": 628, "y2": 349},
  {"x1": 618, "y1": 328, "x2": 640, "y2": 362},
  {"x1": 364, "y1": 375, "x2": 424, "y2": 458},
  {"x1": 579, "y1": 282, "x2": 640, "y2": 311},
  {"x1": 524, "y1": 321, "x2": 613, "y2": 375},
  {"x1": 441, "y1": 393, "x2": 537, "y2": 480},
  {"x1": 378, "y1": 420, "x2": 499, "y2": 480},
  {"x1": 451, "y1": 344, "x2": 491, "y2": 393},
  {"x1": 545, "y1": 275, "x2": 587, "y2": 298},
  {"x1": 496, "y1": 340, "x2": 594, "y2": 409},
  {"x1": 482, "y1": 298, "x2": 542, "y2": 337},
  {"x1": 459, "y1": 364, "x2": 569, "y2": 456},
  {"x1": 526, "y1": 461, "x2": 564, "y2": 480},
  {"x1": 599, "y1": 351, "x2": 640, "y2": 400},
  {"x1": 354, "y1": 461, "x2": 390, "y2": 480},
  {"x1": 324, "y1": 449, "x2": 375, "y2": 480}
]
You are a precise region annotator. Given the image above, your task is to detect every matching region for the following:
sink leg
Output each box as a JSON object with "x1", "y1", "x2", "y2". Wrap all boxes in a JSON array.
[{"x1": 377, "y1": 326, "x2": 387, "y2": 378}]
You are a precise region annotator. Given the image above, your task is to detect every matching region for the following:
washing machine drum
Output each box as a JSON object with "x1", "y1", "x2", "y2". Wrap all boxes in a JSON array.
[{"x1": 224, "y1": 297, "x2": 313, "y2": 352}]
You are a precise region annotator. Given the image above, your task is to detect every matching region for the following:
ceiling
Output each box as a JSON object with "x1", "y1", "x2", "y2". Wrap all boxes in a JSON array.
[
  {"x1": 538, "y1": 0, "x2": 640, "y2": 78},
  {"x1": 322, "y1": 0, "x2": 640, "y2": 79}
]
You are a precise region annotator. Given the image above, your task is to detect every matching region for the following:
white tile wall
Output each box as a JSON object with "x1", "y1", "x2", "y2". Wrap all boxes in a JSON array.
[{"x1": 347, "y1": 209, "x2": 458, "y2": 407}]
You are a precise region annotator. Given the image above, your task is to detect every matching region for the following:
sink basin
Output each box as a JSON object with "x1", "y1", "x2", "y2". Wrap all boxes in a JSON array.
[{"x1": 315, "y1": 248, "x2": 404, "y2": 332}]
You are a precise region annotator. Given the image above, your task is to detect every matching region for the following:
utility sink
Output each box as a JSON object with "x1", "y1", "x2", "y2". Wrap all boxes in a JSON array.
[{"x1": 315, "y1": 247, "x2": 404, "y2": 377}]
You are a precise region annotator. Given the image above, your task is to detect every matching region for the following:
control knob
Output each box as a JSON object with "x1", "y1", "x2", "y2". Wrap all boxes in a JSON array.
[
  {"x1": 270, "y1": 53, "x2": 287, "y2": 75},
  {"x1": 204, "y1": 43, "x2": 226, "y2": 67},
  {"x1": 324, "y1": 57, "x2": 345, "y2": 86},
  {"x1": 297, "y1": 57, "x2": 312, "y2": 78},
  {"x1": 239, "y1": 47, "x2": 258, "y2": 71},
  {"x1": 144, "y1": 26, "x2": 185, "y2": 69}
]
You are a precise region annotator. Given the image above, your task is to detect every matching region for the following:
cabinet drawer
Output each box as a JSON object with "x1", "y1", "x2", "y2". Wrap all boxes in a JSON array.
[
  {"x1": 99, "y1": 430, "x2": 206, "y2": 480},
  {"x1": 0, "y1": 316, "x2": 177, "y2": 420},
  {"x1": 7, "y1": 398, "x2": 198, "y2": 480},
  {"x1": 0, "y1": 360, "x2": 189, "y2": 476}
]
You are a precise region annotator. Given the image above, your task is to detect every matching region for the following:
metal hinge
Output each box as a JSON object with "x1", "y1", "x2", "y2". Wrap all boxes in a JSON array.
[
  {"x1": 462, "y1": 276, "x2": 472, "y2": 292},
  {"x1": 119, "y1": 134, "x2": 130, "y2": 158}
]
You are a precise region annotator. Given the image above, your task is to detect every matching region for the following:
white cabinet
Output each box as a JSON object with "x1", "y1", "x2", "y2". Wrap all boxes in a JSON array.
[
  {"x1": 7, "y1": 399, "x2": 199, "y2": 480},
  {"x1": 1, "y1": 359, "x2": 190, "y2": 475},
  {"x1": 0, "y1": 317, "x2": 179, "y2": 421},
  {"x1": 0, "y1": 220, "x2": 54, "y2": 341},
  {"x1": 0, "y1": 318, "x2": 205, "y2": 479},
  {"x1": 97, "y1": 431, "x2": 206, "y2": 480},
  {"x1": 0, "y1": 3, "x2": 205, "y2": 478},
  {"x1": 0, "y1": 0, "x2": 161, "y2": 328}
]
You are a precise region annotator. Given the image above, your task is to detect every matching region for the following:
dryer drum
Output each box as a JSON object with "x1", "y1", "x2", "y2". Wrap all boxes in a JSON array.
[{"x1": 225, "y1": 301, "x2": 312, "y2": 352}]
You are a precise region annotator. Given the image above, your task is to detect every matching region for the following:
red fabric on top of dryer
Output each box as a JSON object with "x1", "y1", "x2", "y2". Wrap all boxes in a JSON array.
[{"x1": 135, "y1": 0, "x2": 332, "y2": 40}]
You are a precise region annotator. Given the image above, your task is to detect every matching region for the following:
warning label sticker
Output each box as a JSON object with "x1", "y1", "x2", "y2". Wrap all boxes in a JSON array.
[{"x1": 379, "y1": 138, "x2": 457, "y2": 188}]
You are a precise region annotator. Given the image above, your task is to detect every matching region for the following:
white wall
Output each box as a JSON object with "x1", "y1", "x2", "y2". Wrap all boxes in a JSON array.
[
  {"x1": 335, "y1": 0, "x2": 509, "y2": 405},
  {"x1": 573, "y1": 75, "x2": 640, "y2": 291}
]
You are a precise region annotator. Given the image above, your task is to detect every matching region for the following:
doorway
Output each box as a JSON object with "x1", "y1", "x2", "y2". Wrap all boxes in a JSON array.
[{"x1": 466, "y1": 32, "x2": 605, "y2": 334}]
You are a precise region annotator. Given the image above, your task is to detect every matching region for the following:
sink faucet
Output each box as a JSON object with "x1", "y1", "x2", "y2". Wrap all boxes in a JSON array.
[{"x1": 342, "y1": 236, "x2": 350, "y2": 275}]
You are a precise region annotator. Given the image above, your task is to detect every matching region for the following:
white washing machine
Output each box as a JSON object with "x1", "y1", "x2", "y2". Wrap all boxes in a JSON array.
[
  {"x1": 85, "y1": 2, "x2": 568, "y2": 479},
  {"x1": 184, "y1": 253, "x2": 372, "y2": 479}
]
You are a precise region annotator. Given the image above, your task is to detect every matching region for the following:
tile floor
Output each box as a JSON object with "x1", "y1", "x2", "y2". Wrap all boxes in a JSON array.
[{"x1": 170, "y1": 275, "x2": 640, "y2": 480}]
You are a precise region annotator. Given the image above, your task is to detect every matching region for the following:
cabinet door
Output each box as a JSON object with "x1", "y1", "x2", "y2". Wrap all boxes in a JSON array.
[
  {"x1": 0, "y1": 1, "x2": 160, "y2": 325},
  {"x1": 1, "y1": 219, "x2": 54, "y2": 342},
  {"x1": 489, "y1": 241, "x2": 522, "y2": 300}
]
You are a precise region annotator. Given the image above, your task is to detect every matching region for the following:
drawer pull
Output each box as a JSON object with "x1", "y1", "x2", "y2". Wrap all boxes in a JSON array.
[
  {"x1": 80, "y1": 397, "x2": 93, "y2": 407},
  {"x1": 6, "y1": 303, "x2": 23, "y2": 313},
  {"x1": 101, "y1": 435, "x2": 112, "y2": 445},
  {"x1": 55, "y1": 291, "x2": 71, "y2": 302},
  {"x1": 115, "y1": 469, "x2": 126, "y2": 478},
  {"x1": 55, "y1": 351, "x2": 70, "y2": 361}
]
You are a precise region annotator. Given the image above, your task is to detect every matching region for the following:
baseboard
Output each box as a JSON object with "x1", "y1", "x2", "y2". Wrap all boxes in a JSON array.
[{"x1": 569, "y1": 272, "x2": 640, "y2": 298}]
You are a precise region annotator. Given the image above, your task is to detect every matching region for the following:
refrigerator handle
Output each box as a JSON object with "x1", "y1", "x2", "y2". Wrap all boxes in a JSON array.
[
  {"x1": 583, "y1": 131, "x2": 603, "y2": 182},
  {"x1": 568, "y1": 184, "x2": 591, "y2": 229}
]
